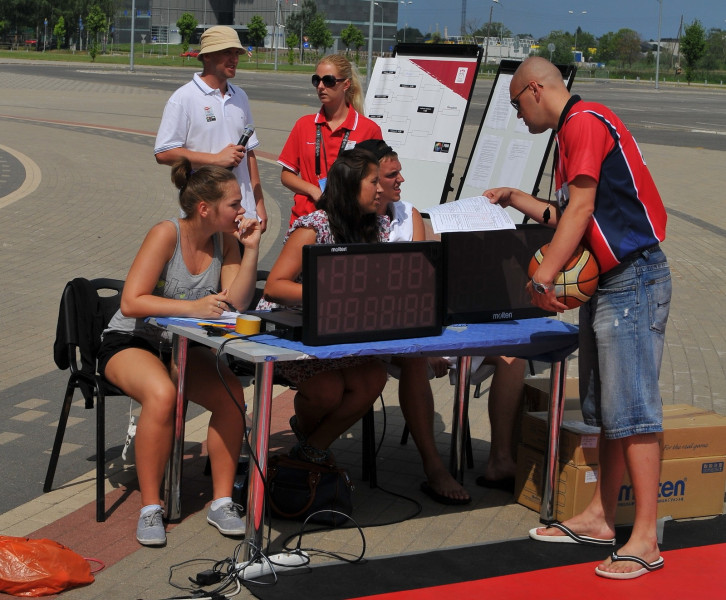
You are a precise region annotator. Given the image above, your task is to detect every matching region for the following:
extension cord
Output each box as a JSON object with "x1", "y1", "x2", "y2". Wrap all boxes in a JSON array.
[{"x1": 236, "y1": 551, "x2": 309, "y2": 580}]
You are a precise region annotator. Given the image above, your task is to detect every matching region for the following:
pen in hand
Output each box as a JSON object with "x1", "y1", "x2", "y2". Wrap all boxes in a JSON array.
[{"x1": 206, "y1": 289, "x2": 240, "y2": 313}]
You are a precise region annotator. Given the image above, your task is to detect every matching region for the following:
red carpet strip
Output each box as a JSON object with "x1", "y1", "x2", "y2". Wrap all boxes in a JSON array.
[{"x1": 353, "y1": 543, "x2": 726, "y2": 600}]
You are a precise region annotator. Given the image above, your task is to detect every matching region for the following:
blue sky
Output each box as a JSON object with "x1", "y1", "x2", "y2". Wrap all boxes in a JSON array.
[{"x1": 398, "y1": 0, "x2": 724, "y2": 42}]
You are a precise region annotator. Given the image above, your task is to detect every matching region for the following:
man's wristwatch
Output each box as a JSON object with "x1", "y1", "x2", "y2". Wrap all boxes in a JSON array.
[{"x1": 531, "y1": 276, "x2": 555, "y2": 295}]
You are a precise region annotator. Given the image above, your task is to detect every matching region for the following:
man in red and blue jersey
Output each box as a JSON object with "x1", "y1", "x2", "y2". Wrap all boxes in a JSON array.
[{"x1": 485, "y1": 57, "x2": 671, "y2": 580}]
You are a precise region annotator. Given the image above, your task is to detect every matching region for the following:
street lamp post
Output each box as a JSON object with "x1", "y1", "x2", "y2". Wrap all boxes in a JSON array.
[
  {"x1": 375, "y1": 2, "x2": 384, "y2": 55},
  {"x1": 166, "y1": 0, "x2": 170, "y2": 56},
  {"x1": 293, "y1": 3, "x2": 303, "y2": 63},
  {"x1": 274, "y1": 0, "x2": 281, "y2": 70},
  {"x1": 568, "y1": 10, "x2": 587, "y2": 59},
  {"x1": 400, "y1": 1, "x2": 412, "y2": 43},
  {"x1": 129, "y1": 0, "x2": 135, "y2": 72},
  {"x1": 655, "y1": 0, "x2": 662, "y2": 89},
  {"x1": 366, "y1": 0, "x2": 375, "y2": 90},
  {"x1": 483, "y1": 0, "x2": 499, "y2": 67}
]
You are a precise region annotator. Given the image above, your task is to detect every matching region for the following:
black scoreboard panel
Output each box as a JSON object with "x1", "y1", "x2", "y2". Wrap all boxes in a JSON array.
[
  {"x1": 302, "y1": 242, "x2": 443, "y2": 345},
  {"x1": 443, "y1": 225, "x2": 556, "y2": 324}
]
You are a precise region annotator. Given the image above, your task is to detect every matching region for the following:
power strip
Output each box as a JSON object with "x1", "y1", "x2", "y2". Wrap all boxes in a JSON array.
[{"x1": 236, "y1": 551, "x2": 309, "y2": 580}]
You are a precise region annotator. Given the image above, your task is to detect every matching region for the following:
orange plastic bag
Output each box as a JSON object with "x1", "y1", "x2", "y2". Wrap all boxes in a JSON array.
[{"x1": 0, "y1": 536, "x2": 94, "y2": 597}]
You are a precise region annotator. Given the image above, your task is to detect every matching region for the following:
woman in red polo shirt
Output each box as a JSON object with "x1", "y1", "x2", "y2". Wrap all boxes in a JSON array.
[{"x1": 278, "y1": 54, "x2": 383, "y2": 226}]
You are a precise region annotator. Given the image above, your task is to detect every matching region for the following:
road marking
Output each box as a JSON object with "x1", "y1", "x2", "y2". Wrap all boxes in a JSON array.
[{"x1": 0, "y1": 143, "x2": 41, "y2": 210}]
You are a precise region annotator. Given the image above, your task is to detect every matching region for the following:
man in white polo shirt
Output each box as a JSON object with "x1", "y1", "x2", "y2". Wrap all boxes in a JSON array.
[{"x1": 155, "y1": 26, "x2": 267, "y2": 231}]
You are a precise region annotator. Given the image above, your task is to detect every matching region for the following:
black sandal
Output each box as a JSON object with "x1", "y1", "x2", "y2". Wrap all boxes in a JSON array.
[{"x1": 289, "y1": 442, "x2": 333, "y2": 465}]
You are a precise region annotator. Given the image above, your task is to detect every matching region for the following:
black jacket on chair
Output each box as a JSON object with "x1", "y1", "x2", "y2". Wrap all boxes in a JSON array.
[{"x1": 53, "y1": 277, "x2": 111, "y2": 404}]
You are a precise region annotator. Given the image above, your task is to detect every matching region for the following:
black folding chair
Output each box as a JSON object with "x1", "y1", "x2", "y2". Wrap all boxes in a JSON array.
[{"x1": 44, "y1": 277, "x2": 126, "y2": 522}]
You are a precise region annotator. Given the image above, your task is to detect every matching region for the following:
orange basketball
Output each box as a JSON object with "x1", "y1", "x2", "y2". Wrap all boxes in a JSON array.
[{"x1": 528, "y1": 244, "x2": 600, "y2": 309}]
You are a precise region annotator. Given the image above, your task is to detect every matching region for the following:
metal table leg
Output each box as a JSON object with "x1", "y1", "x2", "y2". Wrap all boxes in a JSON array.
[
  {"x1": 539, "y1": 358, "x2": 568, "y2": 523},
  {"x1": 164, "y1": 333, "x2": 188, "y2": 522},
  {"x1": 243, "y1": 360, "x2": 275, "y2": 561},
  {"x1": 449, "y1": 355, "x2": 472, "y2": 483}
]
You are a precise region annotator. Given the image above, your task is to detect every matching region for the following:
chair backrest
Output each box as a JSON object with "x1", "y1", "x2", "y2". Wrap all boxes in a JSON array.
[{"x1": 53, "y1": 278, "x2": 124, "y2": 402}]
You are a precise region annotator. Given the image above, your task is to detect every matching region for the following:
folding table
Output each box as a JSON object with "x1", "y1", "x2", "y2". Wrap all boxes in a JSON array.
[{"x1": 160, "y1": 318, "x2": 579, "y2": 561}]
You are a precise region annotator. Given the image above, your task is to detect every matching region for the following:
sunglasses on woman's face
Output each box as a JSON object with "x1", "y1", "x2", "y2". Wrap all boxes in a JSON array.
[{"x1": 312, "y1": 74, "x2": 346, "y2": 88}]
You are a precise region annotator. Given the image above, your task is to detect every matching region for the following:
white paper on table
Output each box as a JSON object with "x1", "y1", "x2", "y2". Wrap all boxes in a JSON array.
[{"x1": 423, "y1": 196, "x2": 516, "y2": 234}]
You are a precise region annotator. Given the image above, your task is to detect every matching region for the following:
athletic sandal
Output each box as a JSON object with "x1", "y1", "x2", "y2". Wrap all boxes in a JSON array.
[
  {"x1": 528, "y1": 521, "x2": 616, "y2": 546},
  {"x1": 595, "y1": 552, "x2": 664, "y2": 580},
  {"x1": 289, "y1": 442, "x2": 333, "y2": 465}
]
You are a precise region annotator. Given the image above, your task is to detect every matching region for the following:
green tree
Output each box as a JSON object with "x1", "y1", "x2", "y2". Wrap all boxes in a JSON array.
[
  {"x1": 286, "y1": 0, "x2": 317, "y2": 62},
  {"x1": 536, "y1": 31, "x2": 573, "y2": 64},
  {"x1": 473, "y1": 22, "x2": 511, "y2": 41},
  {"x1": 177, "y1": 12, "x2": 198, "y2": 54},
  {"x1": 701, "y1": 28, "x2": 726, "y2": 70},
  {"x1": 247, "y1": 15, "x2": 267, "y2": 67},
  {"x1": 574, "y1": 29, "x2": 596, "y2": 59},
  {"x1": 397, "y1": 26, "x2": 423, "y2": 43},
  {"x1": 340, "y1": 23, "x2": 365, "y2": 59},
  {"x1": 307, "y1": 13, "x2": 333, "y2": 55},
  {"x1": 285, "y1": 32, "x2": 299, "y2": 65},
  {"x1": 613, "y1": 28, "x2": 641, "y2": 67},
  {"x1": 595, "y1": 32, "x2": 616, "y2": 63},
  {"x1": 86, "y1": 5, "x2": 107, "y2": 61},
  {"x1": 681, "y1": 19, "x2": 706, "y2": 83},
  {"x1": 53, "y1": 15, "x2": 66, "y2": 49}
]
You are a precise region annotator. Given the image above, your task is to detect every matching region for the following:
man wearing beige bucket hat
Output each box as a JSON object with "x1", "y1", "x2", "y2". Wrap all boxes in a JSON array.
[{"x1": 155, "y1": 25, "x2": 268, "y2": 232}]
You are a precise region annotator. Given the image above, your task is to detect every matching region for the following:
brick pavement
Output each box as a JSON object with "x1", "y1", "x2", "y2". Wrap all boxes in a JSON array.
[{"x1": 0, "y1": 63, "x2": 724, "y2": 599}]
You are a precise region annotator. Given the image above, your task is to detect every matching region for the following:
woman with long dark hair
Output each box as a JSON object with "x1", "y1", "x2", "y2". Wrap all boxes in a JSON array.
[{"x1": 259, "y1": 148, "x2": 388, "y2": 464}]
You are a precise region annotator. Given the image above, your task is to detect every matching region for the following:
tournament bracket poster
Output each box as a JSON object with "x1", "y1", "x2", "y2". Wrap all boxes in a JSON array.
[
  {"x1": 364, "y1": 44, "x2": 482, "y2": 212},
  {"x1": 456, "y1": 60, "x2": 577, "y2": 222}
]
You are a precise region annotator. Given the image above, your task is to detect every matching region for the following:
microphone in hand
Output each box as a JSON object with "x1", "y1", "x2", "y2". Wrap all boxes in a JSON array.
[
  {"x1": 229, "y1": 125, "x2": 255, "y2": 170},
  {"x1": 237, "y1": 125, "x2": 255, "y2": 147}
]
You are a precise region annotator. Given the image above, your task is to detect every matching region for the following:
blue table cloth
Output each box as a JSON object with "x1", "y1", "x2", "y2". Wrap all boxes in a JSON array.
[{"x1": 156, "y1": 317, "x2": 579, "y2": 363}]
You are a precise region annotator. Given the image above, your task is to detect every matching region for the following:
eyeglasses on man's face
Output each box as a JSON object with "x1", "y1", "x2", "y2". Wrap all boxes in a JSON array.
[
  {"x1": 510, "y1": 82, "x2": 543, "y2": 111},
  {"x1": 312, "y1": 74, "x2": 346, "y2": 88}
]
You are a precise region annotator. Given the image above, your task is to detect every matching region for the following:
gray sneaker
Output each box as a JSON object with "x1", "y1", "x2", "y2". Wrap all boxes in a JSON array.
[
  {"x1": 136, "y1": 508, "x2": 166, "y2": 546},
  {"x1": 207, "y1": 501, "x2": 246, "y2": 536}
]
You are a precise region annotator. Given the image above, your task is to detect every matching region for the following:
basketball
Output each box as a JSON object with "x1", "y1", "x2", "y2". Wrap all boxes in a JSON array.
[{"x1": 528, "y1": 244, "x2": 599, "y2": 309}]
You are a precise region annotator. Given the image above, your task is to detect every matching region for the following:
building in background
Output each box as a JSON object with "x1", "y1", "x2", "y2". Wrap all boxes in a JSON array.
[{"x1": 112, "y1": 0, "x2": 401, "y2": 56}]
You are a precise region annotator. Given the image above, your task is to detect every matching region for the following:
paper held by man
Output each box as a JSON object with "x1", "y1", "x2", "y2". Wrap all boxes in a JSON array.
[{"x1": 423, "y1": 196, "x2": 516, "y2": 234}]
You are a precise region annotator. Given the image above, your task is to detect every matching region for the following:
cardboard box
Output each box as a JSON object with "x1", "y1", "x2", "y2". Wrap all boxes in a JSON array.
[
  {"x1": 521, "y1": 409, "x2": 600, "y2": 466},
  {"x1": 521, "y1": 404, "x2": 726, "y2": 466},
  {"x1": 523, "y1": 377, "x2": 581, "y2": 412},
  {"x1": 514, "y1": 443, "x2": 726, "y2": 524}
]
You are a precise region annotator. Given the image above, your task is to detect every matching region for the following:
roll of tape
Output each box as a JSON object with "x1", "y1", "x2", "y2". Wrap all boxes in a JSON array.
[{"x1": 235, "y1": 314, "x2": 262, "y2": 335}]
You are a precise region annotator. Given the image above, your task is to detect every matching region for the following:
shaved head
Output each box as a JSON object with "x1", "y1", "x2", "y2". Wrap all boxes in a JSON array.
[
  {"x1": 510, "y1": 57, "x2": 572, "y2": 133},
  {"x1": 512, "y1": 57, "x2": 566, "y2": 91}
]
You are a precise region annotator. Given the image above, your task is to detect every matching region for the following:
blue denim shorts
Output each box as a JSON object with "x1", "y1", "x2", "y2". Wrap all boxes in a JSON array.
[{"x1": 579, "y1": 246, "x2": 671, "y2": 439}]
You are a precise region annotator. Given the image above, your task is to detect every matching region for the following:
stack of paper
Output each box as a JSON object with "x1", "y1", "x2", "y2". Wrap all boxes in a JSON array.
[{"x1": 423, "y1": 196, "x2": 516, "y2": 234}]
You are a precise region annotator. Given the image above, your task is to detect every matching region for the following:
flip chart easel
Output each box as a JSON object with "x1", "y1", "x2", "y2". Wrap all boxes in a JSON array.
[
  {"x1": 457, "y1": 60, "x2": 577, "y2": 218},
  {"x1": 364, "y1": 43, "x2": 483, "y2": 213}
]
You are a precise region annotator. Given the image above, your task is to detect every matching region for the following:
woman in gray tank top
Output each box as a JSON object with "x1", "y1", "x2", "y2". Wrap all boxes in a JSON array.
[{"x1": 98, "y1": 159, "x2": 261, "y2": 547}]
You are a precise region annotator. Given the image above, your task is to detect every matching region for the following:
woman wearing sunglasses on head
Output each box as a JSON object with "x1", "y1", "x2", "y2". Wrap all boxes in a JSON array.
[{"x1": 277, "y1": 54, "x2": 383, "y2": 227}]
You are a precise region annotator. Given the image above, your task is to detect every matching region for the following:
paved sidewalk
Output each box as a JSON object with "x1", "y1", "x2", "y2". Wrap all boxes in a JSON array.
[{"x1": 0, "y1": 64, "x2": 724, "y2": 599}]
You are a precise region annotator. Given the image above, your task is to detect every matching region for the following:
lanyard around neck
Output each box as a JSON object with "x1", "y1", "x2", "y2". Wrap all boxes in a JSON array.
[{"x1": 315, "y1": 124, "x2": 351, "y2": 177}]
